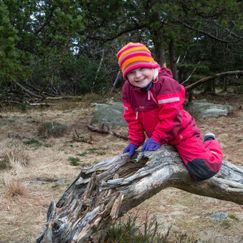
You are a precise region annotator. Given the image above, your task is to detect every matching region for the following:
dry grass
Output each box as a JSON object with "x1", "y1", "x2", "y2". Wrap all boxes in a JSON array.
[
  {"x1": 38, "y1": 121, "x2": 68, "y2": 138},
  {"x1": 3, "y1": 175, "x2": 29, "y2": 198},
  {"x1": 0, "y1": 139, "x2": 30, "y2": 170},
  {"x1": 0, "y1": 96, "x2": 242, "y2": 242},
  {"x1": 5, "y1": 146, "x2": 30, "y2": 168}
]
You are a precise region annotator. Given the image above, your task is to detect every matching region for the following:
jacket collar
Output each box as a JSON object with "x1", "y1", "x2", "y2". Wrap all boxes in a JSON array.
[{"x1": 128, "y1": 81, "x2": 153, "y2": 92}]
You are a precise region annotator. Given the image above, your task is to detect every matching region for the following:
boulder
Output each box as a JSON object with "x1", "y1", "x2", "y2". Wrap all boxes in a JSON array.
[
  {"x1": 187, "y1": 100, "x2": 233, "y2": 118},
  {"x1": 90, "y1": 100, "x2": 233, "y2": 128},
  {"x1": 90, "y1": 102, "x2": 126, "y2": 127}
]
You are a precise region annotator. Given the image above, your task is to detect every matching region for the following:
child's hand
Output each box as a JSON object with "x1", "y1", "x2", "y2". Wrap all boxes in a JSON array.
[
  {"x1": 142, "y1": 138, "x2": 160, "y2": 152},
  {"x1": 123, "y1": 143, "x2": 137, "y2": 158}
]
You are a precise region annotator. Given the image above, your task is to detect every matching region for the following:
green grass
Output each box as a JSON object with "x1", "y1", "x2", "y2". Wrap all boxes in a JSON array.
[
  {"x1": 17, "y1": 103, "x2": 31, "y2": 112},
  {"x1": 87, "y1": 147, "x2": 100, "y2": 152},
  {"x1": 68, "y1": 156, "x2": 81, "y2": 166},
  {"x1": 77, "y1": 152, "x2": 88, "y2": 157},
  {"x1": 105, "y1": 215, "x2": 169, "y2": 243},
  {"x1": 75, "y1": 147, "x2": 107, "y2": 159},
  {"x1": 43, "y1": 143, "x2": 52, "y2": 147},
  {"x1": 23, "y1": 138, "x2": 42, "y2": 149},
  {"x1": 87, "y1": 147, "x2": 106, "y2": 155},
  {"x1": 104, "y1": 214, "x2": 200, "y2": 243},
  {"x1": 228, "y1": 214, "x2": 239, "y2": 221}
]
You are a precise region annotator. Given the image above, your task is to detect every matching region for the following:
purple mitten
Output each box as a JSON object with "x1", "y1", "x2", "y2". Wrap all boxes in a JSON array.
[
  {"x1": 123, "y1": 143, "x2": 137, "y2": 158},
  {"x1": 142, "y1": 138, "x2": 160, "y2": 152}
]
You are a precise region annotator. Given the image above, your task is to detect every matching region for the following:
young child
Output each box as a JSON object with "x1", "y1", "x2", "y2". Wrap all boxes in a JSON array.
[{"x1": 116, "y1": 42, "x2": 223, "y2": 181}]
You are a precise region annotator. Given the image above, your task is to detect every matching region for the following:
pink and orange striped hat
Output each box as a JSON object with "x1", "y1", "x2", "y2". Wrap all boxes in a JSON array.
[{"x1": 116, "y1": 42, "x2": 159, "y2": 80}]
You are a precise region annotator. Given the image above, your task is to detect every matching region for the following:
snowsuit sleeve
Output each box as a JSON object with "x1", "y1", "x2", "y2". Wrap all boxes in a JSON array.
[
  {"x1": 151, "y1": 75, "x2": 186, "y2": 145},
  {"x1": 122, "y1": 84, "x2": 145, "y2": 147}
]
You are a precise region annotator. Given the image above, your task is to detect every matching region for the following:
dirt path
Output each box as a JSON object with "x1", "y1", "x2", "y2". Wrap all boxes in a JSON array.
[{"x1": 0, "y1": 94, "x2": 242, "y2": 242}]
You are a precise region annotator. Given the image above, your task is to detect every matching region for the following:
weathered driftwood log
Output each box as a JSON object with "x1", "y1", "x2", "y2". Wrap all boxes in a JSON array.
[{"x1": 37, "y1": 146, "x2": 243, "y2": 243}]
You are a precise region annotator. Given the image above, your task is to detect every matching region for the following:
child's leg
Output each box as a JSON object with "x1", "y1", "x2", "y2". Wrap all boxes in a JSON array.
[{"x1": 175, "y1": 134, "x2": 223, "y2": 180}]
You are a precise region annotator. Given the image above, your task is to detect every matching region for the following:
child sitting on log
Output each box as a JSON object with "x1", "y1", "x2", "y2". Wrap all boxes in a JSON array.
[{"x1": 116, "y1": 42, "x2": 222, "y2": 180}]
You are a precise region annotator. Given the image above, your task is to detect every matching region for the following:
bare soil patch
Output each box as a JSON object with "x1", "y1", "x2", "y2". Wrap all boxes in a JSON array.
[{"x1": 0, "y1": 94, "x2": 242, "y2": 242}]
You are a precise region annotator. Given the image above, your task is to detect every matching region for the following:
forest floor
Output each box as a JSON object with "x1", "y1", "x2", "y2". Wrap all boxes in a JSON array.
[{"x1": 0, "y1": 93, "x2": 242, "y2": 242}]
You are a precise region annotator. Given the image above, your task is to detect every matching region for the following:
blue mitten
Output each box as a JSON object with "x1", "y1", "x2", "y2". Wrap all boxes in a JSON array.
[
  {"x1": 123, "y1": 143, "x2": 137, "y2": 158},
  {"x1": 142, "y1": 138, "x2": 160, "y2": 152}
]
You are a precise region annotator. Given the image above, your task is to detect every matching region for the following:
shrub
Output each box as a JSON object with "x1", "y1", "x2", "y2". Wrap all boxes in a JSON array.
[
  {"x1": 104, "y1": 214, "x2": 199, "y2": 243},
  {"x1": 105, "y1": 215, "x2": 169, "y2": 243},
  {"x1": 38, "y1": 121, "x2": 68, "y2": 138}
]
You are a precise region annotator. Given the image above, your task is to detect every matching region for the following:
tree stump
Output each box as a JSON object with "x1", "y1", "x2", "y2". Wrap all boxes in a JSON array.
[{"x1": 37, "y1": 146, "x2": 243, "y2": 242}]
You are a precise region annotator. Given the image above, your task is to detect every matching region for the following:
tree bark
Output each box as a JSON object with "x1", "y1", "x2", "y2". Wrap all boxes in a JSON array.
[
  {"x1": 168, "y1": 38, "x2": 178, "y2": 80},
  {"x1": 37, "y1": 146, "x2": 243, "y2": 243}
]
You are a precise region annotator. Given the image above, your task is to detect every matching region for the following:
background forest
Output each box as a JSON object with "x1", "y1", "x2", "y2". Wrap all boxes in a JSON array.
[{"x1": 0, "y1": 0, "x2": 242, "y2": 103}]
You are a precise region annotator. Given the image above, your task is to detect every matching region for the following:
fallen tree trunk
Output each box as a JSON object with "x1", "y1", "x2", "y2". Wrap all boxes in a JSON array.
[
  {"x1": 185, "y1": 70, "x2": 243, "y2": 91},
  {"x1": 37, "y1": 146, "x2": 243, "y2": 242}
]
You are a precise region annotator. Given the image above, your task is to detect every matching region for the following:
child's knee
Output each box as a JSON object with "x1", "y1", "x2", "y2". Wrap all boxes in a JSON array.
[{"x1": 185, "y1": 158, "x2": 218, "y2": 181}]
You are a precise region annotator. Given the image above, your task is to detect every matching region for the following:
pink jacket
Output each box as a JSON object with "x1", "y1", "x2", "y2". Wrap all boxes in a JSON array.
[{"x1": 122, "y1": 68, "x2": 199, "y2": 146}]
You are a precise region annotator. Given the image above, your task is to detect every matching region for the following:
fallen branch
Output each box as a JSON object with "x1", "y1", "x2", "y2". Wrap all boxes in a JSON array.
[
  {"x1": 13, "y1": 80, "x2": 44, "y2": 99},
  {"x1": 185, "y1": 70, "x2": 243, "y2": 91},
  {"x1": 37, "y1": 146, "x2": 243, "y2": 242},
  {"x1": 87, "y1": 124, "x2": 110, "y2": 134},
  {"x1": 72, "y1": 129, "x2": 93, "y2": 144},
  {"x1": 45, "y1": 96, "x2": 84, "y2": 101},
  {"x1": 27, "y1": 102, "x2": 50, "y2": 107}
]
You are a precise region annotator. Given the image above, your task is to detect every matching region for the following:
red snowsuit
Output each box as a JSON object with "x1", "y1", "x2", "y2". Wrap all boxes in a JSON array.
[{"x1": 122, "y1": 68, "x2": 222, "y2": 180}]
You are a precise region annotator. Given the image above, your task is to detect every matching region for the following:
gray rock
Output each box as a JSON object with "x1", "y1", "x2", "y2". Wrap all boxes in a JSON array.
[
  {"x1": 235, "y1": 85, "x2": 243, "y2": 94},
  {"x1": 227, "y1": 85, "x2": 243, "y2": 94},
  {"x1": 90, "y1": 102, "x2": 126, "y2": 127},
  {"x1": 91, "y1": 100, "x2": 233, "y2": 127},
  {"x1": 187, "y1": 100, "x2": 233, "y2": 118}
]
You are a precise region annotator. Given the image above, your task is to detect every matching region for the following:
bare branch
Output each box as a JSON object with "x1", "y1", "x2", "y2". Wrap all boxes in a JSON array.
[
  {"x1": 181, "y1": 61, "x2": 201, "y2": 85},
  {"x1": 86, "y1": 24, "x2": 148, "y2": 42},
  {"x1": 185, "y1": 70, "x2": 243, "y2": 91},
  {"x1": 177, "y1": 20, "x2": 235, "y2": 43},
  {"x1": 13, "y1": 80, "x2": 43, "y2": 99},
  {"x1": 110, "y1": 70, "x2": 121, "y2": 94},
  {"x1": 34, "y1": 6, "x2": 55, "y2": 35},
  {"x1": 94, "y1": 49, "x2": 105, "y2": 81}
]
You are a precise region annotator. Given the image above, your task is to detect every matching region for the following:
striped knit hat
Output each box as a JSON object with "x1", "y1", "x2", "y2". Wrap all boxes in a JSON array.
[{"x1": 116, "y1": 42, "x2": 159, "y2": 80}]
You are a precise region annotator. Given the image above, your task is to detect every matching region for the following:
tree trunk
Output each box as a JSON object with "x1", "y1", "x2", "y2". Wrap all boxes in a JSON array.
[
  {"x1": 168, "y1": 38, "x2": 178, "y2": 80},
  {"x1": 153, "y1": 39, "x2": 165, "y2": 66},
  {"x1": 37, "y1": 146, "x2": 243, "y2": 243},
  {"x1": 148, "y1": 3, "x2": 166, "y2": 66}
]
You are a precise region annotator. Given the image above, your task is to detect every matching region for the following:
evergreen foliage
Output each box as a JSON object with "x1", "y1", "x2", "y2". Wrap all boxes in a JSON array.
[
  {"x1": 0, "y1": 0, "x2": 242, "y2": 100},
  {"x1": 0, "y1": 1, "x2": 22, "y2": 82}
]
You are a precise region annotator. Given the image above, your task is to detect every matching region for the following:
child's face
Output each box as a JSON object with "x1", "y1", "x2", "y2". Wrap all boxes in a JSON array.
[{"x1": 127, "y1": 68, "x2": 155, "y2": 88}]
